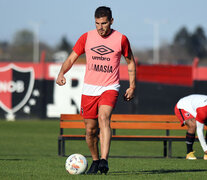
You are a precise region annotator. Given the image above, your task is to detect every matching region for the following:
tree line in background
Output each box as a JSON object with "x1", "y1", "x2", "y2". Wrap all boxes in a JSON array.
[
  {"x1": 0, "y1": 31, "x2": 72, "y2": 62},
  {"x1": 0, "y1": 26, "x2": 207, "y2": 64},
  {"x1": 135, "y1": 26, "x2": 207, "y2": 64}
]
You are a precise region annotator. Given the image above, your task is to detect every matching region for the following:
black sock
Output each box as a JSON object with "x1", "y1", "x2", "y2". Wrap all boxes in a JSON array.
[{"x1": 186, "y1": 132, "x2": 195, "y2": 153}]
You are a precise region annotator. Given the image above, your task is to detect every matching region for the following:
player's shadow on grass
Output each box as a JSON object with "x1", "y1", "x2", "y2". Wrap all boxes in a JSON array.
[
  {"x1": 0, "y1": 158, "x2": 31, "y2": 161},
  {"x1": 110, "y1": 169, "x2": 207, "y2": 175}
]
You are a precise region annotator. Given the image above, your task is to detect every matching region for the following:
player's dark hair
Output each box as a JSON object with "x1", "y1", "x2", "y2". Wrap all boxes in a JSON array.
[{"x1": 95, "y1": 6, "x2": 112, "y2": 21}]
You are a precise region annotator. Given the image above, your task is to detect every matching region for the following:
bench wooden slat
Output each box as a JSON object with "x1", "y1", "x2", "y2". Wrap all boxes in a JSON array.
[
  {"x1": 60, "y1": 121, "x2": 184, "y2": 130},
  {"x1": 111, "y1": 135, "x2": 186, "y2": 139},
  {"x1": 61, "y1": 114, "x2": 83, "y2": 120},
  {"x1": 61, "y1": 135, "x2": 85, "y2": 138},
  {"x1": 111, "y1": 122, "x2": 186, "y2": 130},
  {"x1": 60, "y1": 134, "x2": 187, "y2": 139},
  {"x1": 60, "y1": 122, "x2": 85, "y2": 128},
  {"x1": 61, "y1": 114, "x2": 179, "y2": 122},
  {"x1": 111, "y1": 114, "x2": 179, "y2": 122}
]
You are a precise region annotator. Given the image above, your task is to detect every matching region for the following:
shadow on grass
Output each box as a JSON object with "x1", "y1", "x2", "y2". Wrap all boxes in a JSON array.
[
  {"x1": 109, "y1": 169, "x2": 207, "y2": 175},
  {"x1": 0, "y1": 159, "x2": 31, "y2": 161},
  {"x1": 78, "y1": 155, "x2": 187, "y2": 159}
]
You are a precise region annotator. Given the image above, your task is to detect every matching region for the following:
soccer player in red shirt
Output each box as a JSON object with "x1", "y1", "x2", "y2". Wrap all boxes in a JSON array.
[{"x1": 56, "y1": 6, "x2": 136, "y2": 174}]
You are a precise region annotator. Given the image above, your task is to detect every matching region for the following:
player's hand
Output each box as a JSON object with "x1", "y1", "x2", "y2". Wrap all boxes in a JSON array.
[
  {"x1": 56, "y1": 74, "x2": 66, "y2": 86},
  {"x1": 123, "y1": 87, "x2": 135, "y2": 101},
  {"x1": 204, "y1": 150, "x2": 207, "y2": 154}
]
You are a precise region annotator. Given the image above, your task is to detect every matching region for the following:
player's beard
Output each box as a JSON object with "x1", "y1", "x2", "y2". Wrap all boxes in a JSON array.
[
  {"x1": 98, "y1": 29, "x2": 105, "y2": 36},
  {"x1": 98, "y1": 28, "x2": 110, "y2": 37}
]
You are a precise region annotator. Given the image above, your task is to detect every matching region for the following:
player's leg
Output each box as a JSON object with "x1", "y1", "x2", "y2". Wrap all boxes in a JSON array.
[
  {"x1": 84, "y1": 118, "x2": 100, "y2": 174},
  {"x1": 174, "y1": 105, "x2": 197, "y2": 159},
  {"x1": 97, "y1": 105, "x2": 113, "y2": 174},
  {"x1": 84, "y1": 118, "x2": 99, "y2": 160},
  {"x1": 97, "y1": 90, "x2": 119, "y2": 174},
  {"x1": 81, "y1": 94, "x2": 100, "y2": 174},
  {"x1": 185, "y1": 119, "x2": 196, "y2": 158},
  {"x1": 98, "y1": 105, "x2": 113, "y2": 160}
]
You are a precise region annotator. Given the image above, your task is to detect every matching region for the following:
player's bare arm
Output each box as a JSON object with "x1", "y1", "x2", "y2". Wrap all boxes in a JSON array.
[
  {"x1": 196, "y1": 121, "x2": 207, "y2": 154},
  {"x1": 56, "y1": 51, "x2": 79, "y2": 86},
  {"x1": 124, "y1": 50, "x2": 136, "y2": 101}
]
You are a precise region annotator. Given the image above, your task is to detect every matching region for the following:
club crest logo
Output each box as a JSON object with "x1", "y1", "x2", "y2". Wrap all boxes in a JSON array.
[
  {"x1": 0, "y1": 64, "x2": 35, "y2": 120},
  {"x1": 184, "y1": 112, "x2": 190, "y2": 117}
]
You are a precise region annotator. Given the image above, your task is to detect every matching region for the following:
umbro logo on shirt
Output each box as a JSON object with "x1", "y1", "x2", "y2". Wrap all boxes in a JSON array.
[{"x1": 91, "y1": 45, "x2": 114, "y2": 55}]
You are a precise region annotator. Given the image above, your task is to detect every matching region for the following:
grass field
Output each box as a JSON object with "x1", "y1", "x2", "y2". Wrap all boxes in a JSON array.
[{"x1": 0, "y1": 119, "x2": 207, "y2": 180}]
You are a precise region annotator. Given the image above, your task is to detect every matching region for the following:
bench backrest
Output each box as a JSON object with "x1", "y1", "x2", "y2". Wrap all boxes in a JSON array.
[{"x1": 60, "y1": 114, "x2": 188, "y2": 130}]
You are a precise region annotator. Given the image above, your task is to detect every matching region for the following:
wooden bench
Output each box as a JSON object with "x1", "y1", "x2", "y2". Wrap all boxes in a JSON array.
[{"x1": 58, "y1": 114, "x2": 200, "y2": 158}]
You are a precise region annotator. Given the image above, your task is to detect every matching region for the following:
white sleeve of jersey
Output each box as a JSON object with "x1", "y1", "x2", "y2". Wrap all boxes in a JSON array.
[{"x1": 196, "y1": 121, "x2": 207, "y2": 152}]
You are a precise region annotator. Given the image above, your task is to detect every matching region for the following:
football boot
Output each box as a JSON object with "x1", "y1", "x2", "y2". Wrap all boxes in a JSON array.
[
  {"x1": 98, "y1": 159, "x2": 109, "y2": 174},
  {"x1": 186, "y1": 151, "x2": 197, "y2": 160},
  {"x1": 86, "y1": 160, "x2": 100, "y2": 174}
]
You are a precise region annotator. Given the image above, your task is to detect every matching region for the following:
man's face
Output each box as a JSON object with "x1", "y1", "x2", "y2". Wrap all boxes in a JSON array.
[{"x1": 95, "y1": 16, "x2": 113, "y2": 37}]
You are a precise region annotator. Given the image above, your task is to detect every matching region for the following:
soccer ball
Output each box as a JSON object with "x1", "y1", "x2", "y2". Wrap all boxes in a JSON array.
[{"x1": 65, "y1": 154, "x2": 88, "y2": 175}]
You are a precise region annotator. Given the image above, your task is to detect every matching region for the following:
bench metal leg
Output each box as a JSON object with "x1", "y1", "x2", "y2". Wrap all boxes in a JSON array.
[
  {"x1": 168, "y1": 140, "x2": 172, "y2": 158},
  {"x1": 58, "y1": 139, "x2": 62, "y2": 156},
  {"x1": 163, "y1": 141, "x2": 167, "y2": 157},
  {"x1": 62, "y1": 139, "x2": 65, "y2": 156},
  {"x1": 58, "y1": 138, "x2": 65, "y2": 156}
]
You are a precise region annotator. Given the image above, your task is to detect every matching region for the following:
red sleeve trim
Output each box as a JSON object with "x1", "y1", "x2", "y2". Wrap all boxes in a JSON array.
[
  {"x1": 72, "y1": 33, "x2": 87, "y2": 56},
  {"x1": 121, "y1": 35, "x2": 131, "y2": 57}
]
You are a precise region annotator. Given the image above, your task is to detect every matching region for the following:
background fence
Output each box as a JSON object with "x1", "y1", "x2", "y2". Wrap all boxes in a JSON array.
[{"x1": 0, "y1": 60, "x2": 206, "y2": 120}]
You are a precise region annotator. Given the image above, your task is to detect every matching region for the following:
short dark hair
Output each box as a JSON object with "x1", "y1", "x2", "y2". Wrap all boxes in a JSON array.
[{"x1": 95, "y1": 6, "x2": 112, "y2": 21}]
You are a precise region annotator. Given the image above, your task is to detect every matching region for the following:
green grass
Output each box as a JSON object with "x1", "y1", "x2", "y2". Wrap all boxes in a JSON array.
[{"x1": 0, "y1": 120, "x2": 207, "y2": 180}]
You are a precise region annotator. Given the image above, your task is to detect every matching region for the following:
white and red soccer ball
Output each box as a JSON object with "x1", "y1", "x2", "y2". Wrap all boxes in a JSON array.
[{"x1": 65, "y1": 154, "x2": 88, "y2": 175}]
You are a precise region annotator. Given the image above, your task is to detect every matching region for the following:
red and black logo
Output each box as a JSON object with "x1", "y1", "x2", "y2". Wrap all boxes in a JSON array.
[
  {"x1": 91, "y1": 45, "x2": 114, "y2": 55},
  {"x1": 184, "y1": 112, "x2": 190, "y2": 117},
  {"x1": 0, "y1": 64, "x2": 34, "y2": 119}
]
